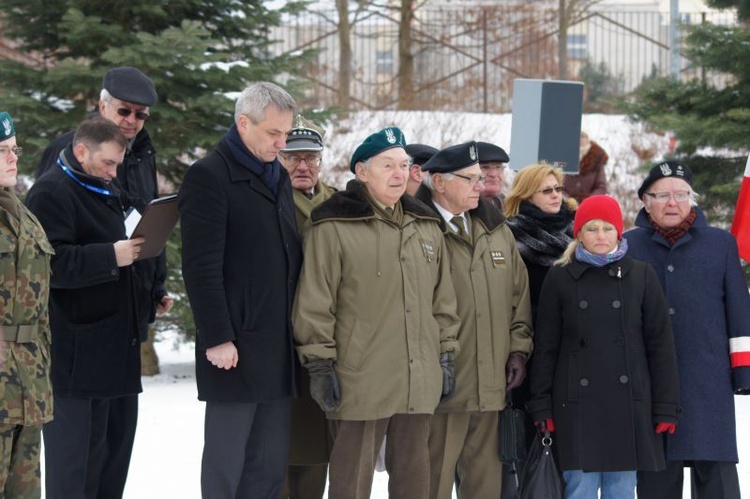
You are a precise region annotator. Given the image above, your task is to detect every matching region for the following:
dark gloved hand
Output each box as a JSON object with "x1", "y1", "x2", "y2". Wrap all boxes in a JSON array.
[
  {"x1": 305, "y1": 359, "x2": 341, "y2": 412},
  {"x1": 440, "y1": 351, "x2": 455, "y2": 400},
  {"x1": 505, "y1": 354, "x2": 526, "y2": 390},
  {"x1": 534, "y1": 418, "x2": 555, "y2": 433},
  {"x1": 655, "y1": 422, "x2": 676, "y2": 434}
]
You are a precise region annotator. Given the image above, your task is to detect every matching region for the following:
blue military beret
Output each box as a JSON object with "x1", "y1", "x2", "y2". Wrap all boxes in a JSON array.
[
  {"x1": 477, "y1": 141, "x2": 509, "y2": 163},
  {"x1": 349, "y1": 127, "x2": 407, "y2": 173},
  {"x1": 102, "y1": 67, "x2": 158, "y2": 107},
  {"x1": 421, "y1": 141, "x2": 479, "y2": 174},
  {"x1": 0, "y1": 112, "x2": 15, "y2": 141},
  {"x1": 637, "y1": 160, "x2": 693, "y2": 198},
  {"x1": 405, "y1": 143, "x2": 439, "y2": 166}
]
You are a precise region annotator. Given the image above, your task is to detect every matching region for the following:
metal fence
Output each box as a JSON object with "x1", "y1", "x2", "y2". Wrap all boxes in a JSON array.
[{"x1": 271, "y1": 5, "x2": 736, "y2": 113}]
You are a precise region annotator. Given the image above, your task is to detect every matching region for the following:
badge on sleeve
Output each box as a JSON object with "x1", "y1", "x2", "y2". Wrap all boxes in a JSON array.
[{"x1": 490, "y1": 250, "x2": 506, "y2": 268}]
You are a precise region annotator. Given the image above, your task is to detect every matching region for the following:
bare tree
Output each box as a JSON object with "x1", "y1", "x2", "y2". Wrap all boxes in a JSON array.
[{"x1": 558, "y1": 0, "x2": 602, "y2": 80}]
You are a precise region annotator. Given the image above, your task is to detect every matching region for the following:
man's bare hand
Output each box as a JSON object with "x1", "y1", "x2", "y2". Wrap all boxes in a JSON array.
[
  {"x1": 206, "y1": 341, "x2": 238, "y2": 370},
  {"x1": 156, "y1": 295, "x2": 174, "y2": 316},
  {"x1": 114, "y1": 237, "x2": 146, "y2": 267}
]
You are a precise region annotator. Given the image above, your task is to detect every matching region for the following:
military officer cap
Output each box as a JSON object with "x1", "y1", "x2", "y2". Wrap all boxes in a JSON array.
[
  {"x1": 102, "y1": 66, "x2": 158, "y2": 107},
  {"x1": 477, "y1": 141, "x2": 509, "y2": 163},
  {"x1": 0, "y1": 112, "x2": 15, "y2": 141},
  {"x1": 421, "y1": 141, "x2": 479, "y2": 174},
  {"x1": 637, "y1": 160, "x2": 693, "y2": 198},
  {"x1": 349, "y1": 126, "x2": 407, "y2": 173},
  {"x1": 405, "y1": 143, "x2": 439, "y2": 167},
  {"x1": 283, "y1": 114, "x2": 325, "y2": 152}
]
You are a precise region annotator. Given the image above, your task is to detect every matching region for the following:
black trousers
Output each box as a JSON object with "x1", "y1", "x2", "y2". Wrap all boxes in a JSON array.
[
  {"x1": 43, "y1": 394, "x2": 138, "y2": 499},
  {"x1": 201, "y1": 400, "x2": 292, "y2": 499},
  {"x1": 637, "y1": 460, "x2": 741, "y2": 499}
]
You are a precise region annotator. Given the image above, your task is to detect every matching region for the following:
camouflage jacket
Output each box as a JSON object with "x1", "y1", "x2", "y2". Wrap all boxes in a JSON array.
[{"x1": 0, "y1": 189, "x2": 54, "y2": 425}]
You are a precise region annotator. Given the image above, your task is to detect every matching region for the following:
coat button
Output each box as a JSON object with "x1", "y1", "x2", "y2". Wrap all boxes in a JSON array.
[
  {"x1": 111, "y1": 269, "x2": 118, "y2": 276},
  {"x1": 579, "y1": 339, "x2": 587, "y2": 348},
  {"x1": 667, "y1": 264, "x2": 675, "y2": 272},
  {"x1": 400, "y1": 257, "x2": 406, "y2": 262},
  {"x1": 580, "y1": 378, "x2": 589, "y2": 387},
  {"x1": 619, "y1": 375, "x2": 629, "y2": 384},
  {"x1": 612, "y1": 300, "x2": 621, "y2": 309},
  {"x1": 131, "y1": 338, "x2": 137, "y2": 346},
  {"x1": 615, "y1": 337, "x2": 624, "y2": 345},
  {"x1": 579, "y1": 300, "x2": 588, "y2": 309},
  {"x1": 669, "y1": 307, "x2": 676, "y2": 315}
]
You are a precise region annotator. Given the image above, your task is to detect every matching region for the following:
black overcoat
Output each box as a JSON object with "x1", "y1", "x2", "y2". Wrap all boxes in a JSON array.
[
  {"x1": 25, "y1": 151, "x2": 142, "y2": 398},
  {"x1": 527, "y1": 255, "x2": 680, "y2": 472},
  {"x1": 178, "y1": 137, "x2": 302, "y2": 403}
]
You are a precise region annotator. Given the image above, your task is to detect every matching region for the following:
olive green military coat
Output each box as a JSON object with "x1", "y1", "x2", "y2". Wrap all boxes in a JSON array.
[
  {"x1": 0, "y1": 189, "x2": 54, "y2": 426},
  {"x1": 416, "y1": 189, "x2": 533, "y2": 413},
  {"x1": 293, "y1": 180, "x2": 460, "y2": 421}
]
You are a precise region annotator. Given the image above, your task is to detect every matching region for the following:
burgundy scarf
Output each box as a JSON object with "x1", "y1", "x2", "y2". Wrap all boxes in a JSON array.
[{"x1": 649, "y1": 207, "x2": 697, "y2": 246}]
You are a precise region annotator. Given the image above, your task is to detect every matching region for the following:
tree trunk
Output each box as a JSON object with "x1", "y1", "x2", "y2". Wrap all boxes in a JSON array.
[
  {"x1": 558, "y1": 0, "x2": 568, "y2": 80},
  {"x1": 398, "y1": 0, "x2": 416, "y2": 110},
  {"x1": 336, "y1": 0, "x2": 352, "y2": 111},
  {"x1": 141, "y1": 325, "x2": 160, "y2": 376}
]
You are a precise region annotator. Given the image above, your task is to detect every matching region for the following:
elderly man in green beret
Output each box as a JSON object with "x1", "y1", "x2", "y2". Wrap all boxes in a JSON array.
[
  {"x1": 293, "y1": 126, "x2": 460, "y2": 499},
  {"x1": 415, "y1": 141, "x2": 532, "y2": 499}
]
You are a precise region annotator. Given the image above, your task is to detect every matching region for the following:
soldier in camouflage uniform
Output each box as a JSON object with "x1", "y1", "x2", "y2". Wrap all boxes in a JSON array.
[{"x1": 0, "y1": 111, "x2": 54, "y2": 499}]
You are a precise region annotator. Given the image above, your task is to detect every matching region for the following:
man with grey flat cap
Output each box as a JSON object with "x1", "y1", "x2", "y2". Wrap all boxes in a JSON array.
[
  {"x1": 36, "y1": 66, "x2": 172, "y2": 351},
  {"x1": 405, "y1": 143, "x2": 438, "y2": 196},
  {"x1": 415, "y1": 141, "x2": 532, "y2": 499}
]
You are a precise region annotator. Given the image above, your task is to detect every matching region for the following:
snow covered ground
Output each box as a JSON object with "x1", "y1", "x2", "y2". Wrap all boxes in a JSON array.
[{"x1": 116, "y1": 332, "x2": 750, "y2": 498}]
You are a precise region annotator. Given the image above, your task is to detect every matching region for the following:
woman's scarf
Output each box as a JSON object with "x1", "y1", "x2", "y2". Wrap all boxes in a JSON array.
[
  {"x1": 506, "y1": 200, "x2": 575, "y2": 266},
  {"x1": 575, "y1": 237, "x2": 629, "y2": 267}
]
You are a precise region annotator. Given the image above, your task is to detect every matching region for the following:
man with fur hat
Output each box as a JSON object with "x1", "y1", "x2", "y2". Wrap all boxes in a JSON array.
[
  {"x1": 415, "y1": 141, "x2": 532, "y2": 499},
  {"x1": 292, "y1": 126, "x2": 460, "y2": 499},
  {"x1": 278, "y1": 114, "x2": 336, "y2": 499},
  {"x1": 625, "y1": 160, "x2": 750, "y2": 499},
  {"x1": 36, "y1": 67, "x2": 172, "y2": 343},
  {"x1": 0, "y1": 112, "x2": 54, "y2": 499},
  {"x1": 477, "y1": 141, "x2": 510, "y2": 212}
]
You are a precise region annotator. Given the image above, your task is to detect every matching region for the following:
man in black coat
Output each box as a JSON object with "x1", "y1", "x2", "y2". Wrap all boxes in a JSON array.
[
  {"x1": 36, "y1": 66, "x2": 172, "y2": 341},
  {"x1": 178, "y1": 82, "x2": 302, "y2": 498},
  {"x1": 25, "y1": 117, "x2": 147, "y2": 498}
]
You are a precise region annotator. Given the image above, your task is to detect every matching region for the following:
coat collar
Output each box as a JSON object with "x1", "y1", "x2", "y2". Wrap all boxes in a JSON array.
[
  {"x1": 214, "y1": 138, "x2": 291, "y2": 203},
  {"x1": 632, "y1": 206, "x2": 708, "y2": 249},
  {"x1": 564, "y1": 254, "x2": 635, "y2": 281},
  {"x1": 311, "y1": 179, "x2": 440, "y2": 224},
  {"x1": 413, "y1": 184, "x2": 505, "y2": 233}
]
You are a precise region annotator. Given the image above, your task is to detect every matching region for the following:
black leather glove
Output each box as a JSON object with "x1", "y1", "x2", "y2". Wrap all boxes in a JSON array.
[
  {"x1": 305, "y1": 359, "x2": 341, "y2": 412},
  {"x1": 440, "y1": 351, "x2": 456, "y2": 400},
  {"x1": 505, "y1": 354, "x2": 526, "y2": 390}
]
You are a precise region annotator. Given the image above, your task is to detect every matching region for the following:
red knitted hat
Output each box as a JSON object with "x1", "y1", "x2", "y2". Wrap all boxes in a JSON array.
[{"x1": 573, "y1": 195, "x2": 624, "y2": 238}]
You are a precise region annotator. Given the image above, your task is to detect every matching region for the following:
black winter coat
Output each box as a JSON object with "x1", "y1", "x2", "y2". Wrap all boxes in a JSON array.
[
  {"x1": 25, "y1": 150, "x2": 142, "y2": 398},
  {"x1": 179, "y1": 137, "x2": 302, "y2": 403},
  {"x1": 527, "y1": 255, "x2": 680, "y2": 472},
  {"x1": 37, "y1": 126, "x2": 166, "y2": 340}
]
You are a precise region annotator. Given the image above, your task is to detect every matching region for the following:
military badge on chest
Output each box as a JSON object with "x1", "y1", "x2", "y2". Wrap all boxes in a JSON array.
[
  {"x1": 490, "y1": 250, "x2": 506, "y2": 268},
  {"x1": 420, "y1": 239, "x2": 436, "y2": 262}
]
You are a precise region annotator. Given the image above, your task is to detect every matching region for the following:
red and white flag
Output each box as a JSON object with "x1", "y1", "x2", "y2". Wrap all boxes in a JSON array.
[{"x1": 731, "y1": 154, "x2": 750, "y2": 262}]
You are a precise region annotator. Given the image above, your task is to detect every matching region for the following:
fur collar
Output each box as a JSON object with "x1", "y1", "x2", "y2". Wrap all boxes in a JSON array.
[
  {"x1": 311, "y1": 179, "x2": 440, "y2": 224},
  {"x1": 413, "y1": 184, "x2": 505, "y2": 233}
]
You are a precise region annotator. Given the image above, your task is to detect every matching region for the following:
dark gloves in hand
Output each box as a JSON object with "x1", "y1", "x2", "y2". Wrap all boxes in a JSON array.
[
  {"x1": 440, "y1": 351, "x2": 456, "y2": 400},
  {"x1": 305, "y1": 359, "x2": 341, "y2": 412},
  {"x1": 505, "y1": 354, "x2": 526, "y2": 390}
]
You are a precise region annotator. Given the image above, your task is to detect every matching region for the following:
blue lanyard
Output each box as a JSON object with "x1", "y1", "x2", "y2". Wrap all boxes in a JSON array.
[{"x1": 57, "y1": 158, "x2": 117, "y2": 197}]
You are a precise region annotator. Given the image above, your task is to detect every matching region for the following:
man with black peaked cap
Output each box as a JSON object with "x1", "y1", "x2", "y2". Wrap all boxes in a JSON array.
[
  {"x1": 405, "y1": 143, "x2": 438, "y2": 196},
  {"x1": 277, "y1": 114, "x2": 336, "y2": 499},
  {"x1": 414, "y1": 141, "x2": 532, "y2": 499},
  {"x1": 36, "y1": 66, "x2": 172, "y2": 363},
  {"x1": 292, "y1": 126, "x2": 460, "y2": 499},
  {"x1": 477, "y1": 141, "x2": 510, "y2": 212},
  {"x1": 624, "y1": 160, "x2": 750, "y2": 499}
]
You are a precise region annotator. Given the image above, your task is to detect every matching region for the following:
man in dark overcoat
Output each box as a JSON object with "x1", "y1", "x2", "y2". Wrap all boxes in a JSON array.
[
  {"x1": 25, "y1": 117, "x2": 146, "y2": 498},
  {"x1": 625, "y1": 160, "x2": 750, "y2": 499},
  {"x1": 178, "y1": 81, "x2": 302, "y2": 499}
]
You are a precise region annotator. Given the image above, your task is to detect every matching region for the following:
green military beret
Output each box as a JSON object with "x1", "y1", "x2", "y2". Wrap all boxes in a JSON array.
[
  {"x1": 0, "y1": 112, "x2": 15, "y2": 141},
  {"x1": 422, "y1": 141, "x2": 479, "y2": 173},
  {"x1": 349, "y1": 126, "x2": 407, "y2": 173}
]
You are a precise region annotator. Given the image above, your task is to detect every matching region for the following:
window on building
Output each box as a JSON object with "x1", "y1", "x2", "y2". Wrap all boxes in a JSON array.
[
  {"x1": 376, "y1": 50, "x2": 394, "y2": 74},
  {"x1": 567, "y1": 34, "x2": 587, "y2": 60}
]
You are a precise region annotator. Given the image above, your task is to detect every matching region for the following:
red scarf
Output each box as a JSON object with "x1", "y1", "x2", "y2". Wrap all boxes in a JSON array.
[{"x1": 649, "y1": 207, "x2": 697, "y2": 246}]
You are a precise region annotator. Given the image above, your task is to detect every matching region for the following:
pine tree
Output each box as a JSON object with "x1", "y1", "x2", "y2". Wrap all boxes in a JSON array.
[{"x1": 622, "y1": 1, "x2": 749, "y2": 225}]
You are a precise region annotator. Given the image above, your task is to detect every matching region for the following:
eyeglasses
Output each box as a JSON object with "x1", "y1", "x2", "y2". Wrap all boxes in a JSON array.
[
  {"x1": 115, "y1": 107, "x2": 150, "y2": 121},
  {"x1": 451, "y1": 173, "x2": 487, "y2": 186},
  {"x1": 536, "y1": 185, "x2": 564, "y2": 196},
  {"x1": 282, "y1": 155, "x2": 322, "y2": 169},
  {"x1": 645, "y1": 190, "x2": 691, "y2": 204},
  {"x1": 0, "y1": 146, "x2": 22, "y2": 157}
]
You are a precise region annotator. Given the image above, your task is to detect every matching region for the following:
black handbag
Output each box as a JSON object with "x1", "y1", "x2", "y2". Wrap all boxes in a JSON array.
[
  {"x1": 518, "y1": 430, "x2": 563, "y2": 499},
  {"x1": 499, "y1": 400, "x2": 527, "y2": 464}
]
